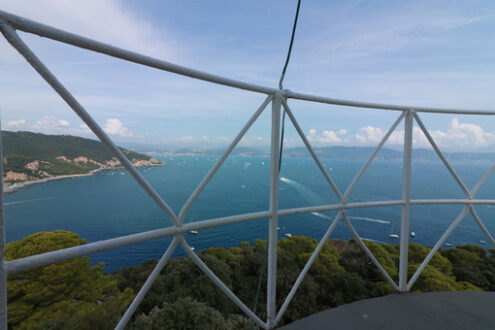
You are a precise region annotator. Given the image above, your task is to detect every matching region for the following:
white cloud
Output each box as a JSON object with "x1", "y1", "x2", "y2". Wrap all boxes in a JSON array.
[
  {"x1": 34, "y1": 116, "x2": 70, "y2": 132},
  {"x1": 321, "y1": 130, "x2": 343, "y2": 144},
  {"x1": 355, "y1": 126, "x2": 384, "y2": 144},
  {"x1": 429, "y1": 118, "x2": 495, "y2": 149},
  {"x1": 308, "y1": 128, "x2": 348, "y2": 144},
  {"x1": 6, "y1": 119, "x2": 27, "y2": 128},
  {"x1": 58, "y1": 119, "x2": 69, "y2": 127},
  {"x1": 386, "y1": 127, "x2": 428, "y2": 147},
  {"x1": 80, "y1": 123, "x2": 90, "y2": 130},
  {"x1": 18, "y1": 115, "x2": 483, "y2": 150},
  {"x1": 0, "y1": 0, "x2": 177, "y2": 60},
  {"x1": 238, "y1": 135, "x2": 265, "y2": 147},
  {"x1": 354, "y1": 125, "x2": 438, "y2": 148},
  {"x1": 103, "y1": 118, "x2": 133, "y2": 137},
  {"x1": 351, "y1": 118, "x2": 495, "y2": 150},
  {"x1": 25, "y1": 115, "x2": 90, "y2": 136}
]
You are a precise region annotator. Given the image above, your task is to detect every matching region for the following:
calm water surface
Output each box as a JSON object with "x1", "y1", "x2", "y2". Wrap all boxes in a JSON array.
[{"x1": 5, "y1": 155, "x2": 495, "y2": 272}]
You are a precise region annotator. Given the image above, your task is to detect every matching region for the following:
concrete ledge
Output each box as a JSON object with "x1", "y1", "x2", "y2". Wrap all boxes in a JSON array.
[{"x1": 279, "y1": 291, "x2": 495, "y2": 330}]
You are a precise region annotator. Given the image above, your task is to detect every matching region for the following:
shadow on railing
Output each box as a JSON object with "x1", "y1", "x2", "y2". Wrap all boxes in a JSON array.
[{"x1": 0, "y1": 10, "x2": 495, "y2": 329}]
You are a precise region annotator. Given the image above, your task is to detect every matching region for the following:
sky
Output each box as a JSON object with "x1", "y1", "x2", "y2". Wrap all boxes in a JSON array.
[{"x1": 1, "y1": 0, "x2": 495, "y2": 151}]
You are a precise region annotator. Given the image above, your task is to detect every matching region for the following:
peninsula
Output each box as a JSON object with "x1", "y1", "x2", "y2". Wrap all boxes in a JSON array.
[{"x1": 2, "y1": 131, "x2": 162, "y2": 193}]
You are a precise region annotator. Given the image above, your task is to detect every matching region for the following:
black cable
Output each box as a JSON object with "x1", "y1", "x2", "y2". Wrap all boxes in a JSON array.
[
  {"x1": 278, "y1": 0, "x2": 302, "y2": 175},
  {"x1": 278, "y1": 0, "x2": 302, "y2": 90},
  {"x1": 251, "y1": 4, "x2": 302, "y2": 328}
]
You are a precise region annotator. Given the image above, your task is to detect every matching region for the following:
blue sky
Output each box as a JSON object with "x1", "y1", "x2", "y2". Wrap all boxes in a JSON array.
[{"x1": 1, "y1": 0, "x2": 495, "y2": 151}]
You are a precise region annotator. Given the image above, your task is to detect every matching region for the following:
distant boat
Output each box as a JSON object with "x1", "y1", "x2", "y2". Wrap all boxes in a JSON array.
[
  {"x1": 285, "y1": 233, "x2": 292, "y2": 237},
  {"x1": 389, "y1": 223, "x2": 398, "y2": 239},
  {"x1": 410, "y1": 232, "x2": 416, "y2": 237},
  {"x1": 188, "y1": 230, "x2": 198, "y2": 235},
  {"x1": 445, "y1": 243, "x2": 452, "y2": 247},
  {"x1": 191, "y1": 247, "x2": 195, "y2": 251},
  {"x1": 277, "y1": 227, "x2": 280, "y2": 230},
  {"x1": 480, "y1": 240, "x2": 487, "y2": 244}
]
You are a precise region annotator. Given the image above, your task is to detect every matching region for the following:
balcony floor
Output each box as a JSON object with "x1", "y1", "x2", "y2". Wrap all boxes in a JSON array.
[{"x1": 279, "y1": 291, "x2": 495, "y2": 330}]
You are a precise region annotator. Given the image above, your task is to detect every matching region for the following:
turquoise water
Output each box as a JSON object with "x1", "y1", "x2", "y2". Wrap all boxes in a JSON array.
[{"x1": 4, "y1": 155, "x2": 495, "y2": 272}]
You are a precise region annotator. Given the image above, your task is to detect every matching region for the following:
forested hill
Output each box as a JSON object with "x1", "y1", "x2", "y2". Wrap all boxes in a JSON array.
[
  {"x1": 2, "y1": 131, "x2": 162, "y2": 182},
  {"x1": 5, "y1": 231, "x2": 495, "y2": 329}
]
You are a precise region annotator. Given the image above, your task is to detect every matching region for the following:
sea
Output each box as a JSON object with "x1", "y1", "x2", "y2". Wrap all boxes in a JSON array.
[{"x1": 4, "y1": 155, "x2": 495, "y2": 273}]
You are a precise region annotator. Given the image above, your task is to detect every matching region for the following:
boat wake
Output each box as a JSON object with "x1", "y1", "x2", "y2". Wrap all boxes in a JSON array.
[
  {"x1": 347, "y1": 216, "x2": 390, "y2": 225},
  {"x1": 4, "y1": 197, "x2": 58, "y2": 206},
  {"x1": 280, "y1": 177, "x2": 324, "y2": 204},
  {"x1": 311, "y1": 212, "x2": 333, "y2": 220},
  {"x1": 311, "y1": 212, "x2": 390, "y2": 225}
]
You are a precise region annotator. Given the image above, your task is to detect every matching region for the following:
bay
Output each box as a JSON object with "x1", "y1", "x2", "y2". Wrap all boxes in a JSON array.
[{"x1": 4, "y1": 155, "x2": 495, "y2": 273}]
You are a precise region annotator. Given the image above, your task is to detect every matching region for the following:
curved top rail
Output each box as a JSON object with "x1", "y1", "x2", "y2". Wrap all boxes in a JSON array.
[
  {"x1": 1, "y1": 9, "x2": 495, "y2": 115},
  {"x1": 287, "y1": 91, "x2": 495, "y2": 115}
]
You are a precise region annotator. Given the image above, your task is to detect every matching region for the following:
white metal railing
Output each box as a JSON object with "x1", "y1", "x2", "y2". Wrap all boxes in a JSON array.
[{"x1": 1, "y1": 10, "x2": 495, "y2": 329}]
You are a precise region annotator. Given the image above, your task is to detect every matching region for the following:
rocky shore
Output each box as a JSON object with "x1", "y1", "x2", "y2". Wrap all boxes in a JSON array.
[{"x1": 3, "y1": 157, "x2": 163, "y2": 194}]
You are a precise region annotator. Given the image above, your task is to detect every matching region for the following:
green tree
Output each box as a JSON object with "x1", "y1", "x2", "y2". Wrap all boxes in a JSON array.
[
  {"x1": 114, "y1": 237, "x2": 492, "y2": 328},
  {"x1": 407, "y1": 264, "x2": 481, "y2": 292},
  {"x1": 130, "y1": 297, "x2": 250, "y2": 330},
  {"x1": 6, "y1": 230, "x2": 132, "y2": 329},
  {"x1": 442, "y1": 245, "x2": 495, "y2": 290}
]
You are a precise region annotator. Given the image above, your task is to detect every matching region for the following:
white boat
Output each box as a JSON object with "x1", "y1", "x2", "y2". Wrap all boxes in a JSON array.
[
  {"x1": 445, "y1": 243, "x2": 452, "y2": 247},
  {"x1": 285, "y1": 233, "x2": 292, "y2": 237},
  {"x1": 191, "y1": 247, "x2": 195, "y2": 251},
  {"x1": 388, "y1": 223, "x2": 398, "y2": 239},
  {"x1": 188, "y1": 230, "x2": 198, "y2": 235},
  {"x1": 277, "y1": 227, "x2": 281, "y2": 230},
  {"x1": 410, "y1": 232, "x2": 416, "y2": 237},
  {"x1": 480, "y1": 240, "x2": 487, "y2": 244}
]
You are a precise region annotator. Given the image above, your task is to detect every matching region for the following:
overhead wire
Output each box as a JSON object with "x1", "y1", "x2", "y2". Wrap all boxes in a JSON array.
[
  {"x1": 251, "y1": 1, "x2": 302, "y2": 328},
  {"x1": 278, "y1": 0, "x2": 302, "y2": 90},
  {"x1": 279, "y1": 0, "x2": 301, "y2": 172}
]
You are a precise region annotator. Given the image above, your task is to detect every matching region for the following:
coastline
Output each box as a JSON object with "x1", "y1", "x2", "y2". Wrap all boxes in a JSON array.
[{"x1": 3, "y1": 163, "x2": 163, "y2": 194}]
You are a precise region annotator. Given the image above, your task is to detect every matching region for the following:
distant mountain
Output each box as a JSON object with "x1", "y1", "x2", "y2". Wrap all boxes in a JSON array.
[
  {"x1": 288, "y1": 146, "x2": 495, "y2": 161},
  {"x1": 2, "y1": 131, "x2": 162, "y2": 183},
  {"x1": 161, "y1": 144, "x2": 495, "y2": 162},
  {"x1": 203, "y1": 147, "x2": 269, "y2": 156},
  {"x1": 155, "y1": 146, "x2": 269, "y2": 157},
  {"x1": 283, "y1": 146, "x2": 401, "y2": 159}
]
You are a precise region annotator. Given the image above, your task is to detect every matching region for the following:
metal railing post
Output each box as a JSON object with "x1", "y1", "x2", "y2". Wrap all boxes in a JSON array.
[
  {"x1": 0, "y1": 119, "x2": 7, "y2": 330},
  {"x1": 181, "y1": 237, "x2": 266, "y2": 328},
  {"x1": 115, "y1": 237, "x2": 179, "y2": 330},
  {"x1": 267, "y1": 92, "x2": 282, "y2": 328},
  {"x1": 399, "y1": 110, "x2": 413, "y2": 291}
]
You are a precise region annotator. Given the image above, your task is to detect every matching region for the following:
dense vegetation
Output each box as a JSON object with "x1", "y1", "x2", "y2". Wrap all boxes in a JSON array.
[
  {"x1": 5, "y1": 231, "x2": 495, "y2": 329},
  {"x1": 2, "y1": 131, "x2": 153, "y2": 178},
  {"x1": 5, "y1": 231, "x2": 133, "y2": 329}
]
